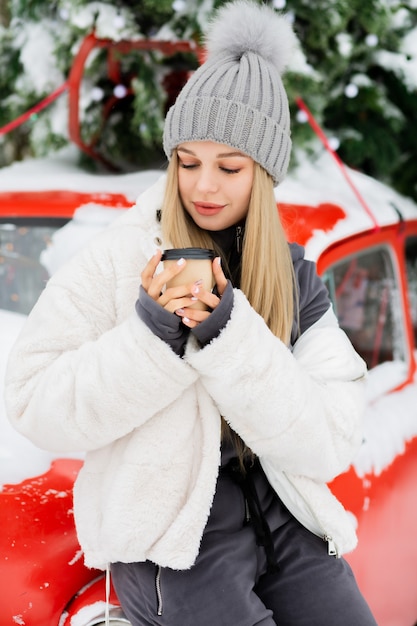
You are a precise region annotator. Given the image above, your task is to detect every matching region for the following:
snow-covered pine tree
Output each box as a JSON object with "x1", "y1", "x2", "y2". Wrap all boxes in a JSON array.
[
  {"x1": 0, "y1": 0, "x2": 416, "y2": 200},
  {"x1": 286, "y1": 0, "x2": 417, "y2": 201},
  {"x1": 0, "y1": 0, "x2": 192, "y2": 170}
]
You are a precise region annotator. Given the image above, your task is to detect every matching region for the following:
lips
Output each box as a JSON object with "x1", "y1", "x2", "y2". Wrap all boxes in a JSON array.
[{"x1": 193, "y1": 202, "x2": 225, "y2": 216}]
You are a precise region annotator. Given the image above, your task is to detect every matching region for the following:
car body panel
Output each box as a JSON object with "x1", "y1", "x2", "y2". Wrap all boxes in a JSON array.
[
  {"x1": 334, "y1": 437, "x2": 417, "y2": 626},
  {"x1": 0, "y1": 459, "x2": 88, "y2": 623}
]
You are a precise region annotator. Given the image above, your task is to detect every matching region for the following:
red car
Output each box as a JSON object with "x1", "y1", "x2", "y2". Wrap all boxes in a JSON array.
[{"x1": 1, "y1": 150, "x2": 417, "y2": 625}]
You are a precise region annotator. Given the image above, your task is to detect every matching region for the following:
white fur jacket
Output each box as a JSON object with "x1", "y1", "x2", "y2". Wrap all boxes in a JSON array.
[{"x1": 5, "y1": 176, "x2": 367, "y2": 570}]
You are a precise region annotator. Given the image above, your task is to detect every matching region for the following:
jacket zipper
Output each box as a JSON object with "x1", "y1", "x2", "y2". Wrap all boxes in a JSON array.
[
  {"x1": 236, "y1": 225, "x2": 243, "y2": 254},
  {"x1": 325, "y1": 535, "x2": 337, "y2": 556},
  {"x1": 244, "y1": 497, "x2": 251, "y2": 523},
  {"x1": 155, "y1": 565, "x2": 163, "y2": 616},
  {"x1": 283, "y1": 472, "x2": 339, "y2": 557}
]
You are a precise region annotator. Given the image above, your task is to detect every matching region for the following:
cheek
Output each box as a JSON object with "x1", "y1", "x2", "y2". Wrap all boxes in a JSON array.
[
  {"x1": 178, "y1": 174, "x2": 191, "y2": 204},
  {"x1": 243, "y1": 185, "x2": 252, "y2": 206},
  {"x1": 237, "y1": 178, "x2": 253, "y2": 209}
]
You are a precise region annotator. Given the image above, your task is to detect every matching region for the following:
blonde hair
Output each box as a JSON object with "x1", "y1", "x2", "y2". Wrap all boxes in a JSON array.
[
  {"x1": 161, "y1": 150, "x2": 295, "y2": 341},
  {"x1": 161, "y1": 150, "x2": 296, "y2": 468}
]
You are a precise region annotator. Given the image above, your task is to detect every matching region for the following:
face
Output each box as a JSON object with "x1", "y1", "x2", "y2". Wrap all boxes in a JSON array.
[{"x1": 177, "y1": 141, "x2": 255, "y2": 231}]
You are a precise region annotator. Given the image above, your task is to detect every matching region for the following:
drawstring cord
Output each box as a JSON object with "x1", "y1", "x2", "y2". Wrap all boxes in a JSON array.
[
  {"x1": 105, "y1": 562, "x2": 111, "y2": 626},
  {"x1": 226, "y1": 458, "x2": 280, "y2": 573}
]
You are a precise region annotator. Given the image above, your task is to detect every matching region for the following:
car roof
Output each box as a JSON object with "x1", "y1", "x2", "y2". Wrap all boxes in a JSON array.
[{"x1": 276, "y1": 151, "x2": 417, "y2": 260}]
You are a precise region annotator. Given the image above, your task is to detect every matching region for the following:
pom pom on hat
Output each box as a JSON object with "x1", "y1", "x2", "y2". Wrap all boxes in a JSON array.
[
  {"x1": 205, "y1": 0, "x2": 296, "y2": 74},
  {"x1": 163, "y1": 0, "x2": 296, "y2": 185}
]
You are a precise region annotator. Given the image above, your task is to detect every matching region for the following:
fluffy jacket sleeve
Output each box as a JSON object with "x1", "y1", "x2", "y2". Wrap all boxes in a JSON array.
[
  {"x1": 185, "y1": 290, "x2": 367, "y2": 483},
  {"x1": 4, "y1": 229, "x2": 198, "y2": 453}
]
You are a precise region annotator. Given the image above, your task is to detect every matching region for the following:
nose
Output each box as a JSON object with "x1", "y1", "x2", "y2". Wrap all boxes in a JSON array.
[{"x1": 195, "y1": 166, "x2": 218, "y2": 194}]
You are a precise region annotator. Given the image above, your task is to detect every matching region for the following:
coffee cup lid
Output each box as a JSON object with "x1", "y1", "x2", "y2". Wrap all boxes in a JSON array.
[{"x1": 161, "y1": 247, "x2": 216, "y2": 261}]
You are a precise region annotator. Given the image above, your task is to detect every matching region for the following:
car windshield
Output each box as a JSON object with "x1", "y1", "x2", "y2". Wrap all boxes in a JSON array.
[{"x1": 0, "y1": 218, "x2": 68, "y2": 315}]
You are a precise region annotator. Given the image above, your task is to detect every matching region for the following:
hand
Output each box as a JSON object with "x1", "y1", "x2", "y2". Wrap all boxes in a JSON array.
[
  {"x1": 175, "y1": 257, "x2": 228, "y2": 329},
  {"x1": 141, "y1": 251, "x2": 227, "y2": 328},
  {"x1": 141, "y1": 249, "x2": 193, "y2": 311}
]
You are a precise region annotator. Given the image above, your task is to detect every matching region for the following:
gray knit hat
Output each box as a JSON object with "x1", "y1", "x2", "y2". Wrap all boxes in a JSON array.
[{"x1": 163, "y1": 0, "x2": 297, "y2": 186}]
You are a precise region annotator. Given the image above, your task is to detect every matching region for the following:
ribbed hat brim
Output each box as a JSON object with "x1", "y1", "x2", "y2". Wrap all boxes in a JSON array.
[{"x1": 164, "y1": 96, "x2": 291, "y2": 185}]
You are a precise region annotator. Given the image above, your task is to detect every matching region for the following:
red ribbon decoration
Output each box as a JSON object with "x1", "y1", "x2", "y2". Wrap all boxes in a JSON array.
[
  {"x1": 0, "y1": 81, "x2": 68, "y2": 136},
  {"x1": 295, "y1": 95, "x2": 379, "y2": 232}
]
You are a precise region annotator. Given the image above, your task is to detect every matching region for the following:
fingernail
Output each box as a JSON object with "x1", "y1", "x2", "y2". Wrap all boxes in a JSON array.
[
  {"x1": 177, "y1": 258, "x2": 185, "y2": 266},
  {"x1": 191, "y1": 297, "x2": 198, "y2": 301},
  {"x1": 217, "y1": 256, "x2": 221, "y2": 266},
  {"x1": 192, "y1": 279, "x2": 203, "y2": 294},
  {"x1": 183, "y1": 316, "x2": 190, "y2": 324},
  {"x1": 176, "y1": 308, "x2": 185, "y2": 315}
]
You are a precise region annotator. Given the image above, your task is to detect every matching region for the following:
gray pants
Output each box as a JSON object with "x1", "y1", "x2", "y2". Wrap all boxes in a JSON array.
[{"x1": 111, "y1": 464, "x2": 377, "y2": 626}]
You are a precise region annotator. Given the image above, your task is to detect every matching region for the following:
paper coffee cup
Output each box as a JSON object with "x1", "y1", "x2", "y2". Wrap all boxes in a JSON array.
[{"x1": 162, "y1": 247, "x2": 216, "y2": 310}]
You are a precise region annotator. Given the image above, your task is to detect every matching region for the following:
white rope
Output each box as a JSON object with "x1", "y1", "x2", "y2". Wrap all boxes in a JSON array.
[{"x1": 105, "y1": 562, "x2": 110, "y2": 626}]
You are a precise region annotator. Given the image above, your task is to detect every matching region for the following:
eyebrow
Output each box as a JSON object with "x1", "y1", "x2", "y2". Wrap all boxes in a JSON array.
[{"x1": 177, "y1": 147, "x2": 249, "y2": 159}]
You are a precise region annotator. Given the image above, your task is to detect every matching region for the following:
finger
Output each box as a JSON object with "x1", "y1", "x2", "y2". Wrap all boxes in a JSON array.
[
  {"x1": 189, "y1": 280, "x2": 221, "y2": 311},
  {"x1": 176, "y1": 307, "x2": 210, "y2": 329},
  {"x1": 212, "y1": 257, "x2": 228, "y2": 296},
  {"x1": 160, "y1": 293, "x2": 198, "y2": 313},
  {"x1": 141, "y1": 249, "x2": 162, "y2": 291},
  {"x1": 148, "y1": 257, "x2": 188, "y2": 300}
]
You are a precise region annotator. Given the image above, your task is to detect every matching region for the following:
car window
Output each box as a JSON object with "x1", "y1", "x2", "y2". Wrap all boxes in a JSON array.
[
  {"x1": 323, "y1": 246, "x2": 405, "y2": 370},
  {"x1": 405, "y1": 235, "x2": 417, "y2": 349},
  {"x1": 0, "y1": 219, "x2": 67, "y2": 315}
]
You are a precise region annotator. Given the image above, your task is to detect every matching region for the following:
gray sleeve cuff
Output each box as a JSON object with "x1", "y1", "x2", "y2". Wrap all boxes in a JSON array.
[
  {"x1": 135, "y1": 286, "x2": 189, "y2": 357},
  {"x1": 191, "y1": 281, "x2": 234, "y2": 347}
]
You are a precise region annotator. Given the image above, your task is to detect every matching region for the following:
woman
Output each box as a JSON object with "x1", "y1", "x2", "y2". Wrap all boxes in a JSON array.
[{"x1": 5, "y1": 1, "x2": 377, "y2": 624}]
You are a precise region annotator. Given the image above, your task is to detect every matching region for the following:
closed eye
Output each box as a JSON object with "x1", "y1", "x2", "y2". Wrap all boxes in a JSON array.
[
  {"x1": 220, "y1": 167, "x2": 241, "y2": 174},
  {"x1": 179, "y1": 162, "x2": 198, "y2": 169},
  {"x1": 178, "y1": 161, "x2": 241, "y2": 174}
]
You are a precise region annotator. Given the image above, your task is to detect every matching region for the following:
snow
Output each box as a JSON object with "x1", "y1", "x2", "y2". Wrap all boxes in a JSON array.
[
  {"x1": 368, "y1": 20, "x2": 417, "y2": 93},
  {"x1": 40, "y1": 203, "x2": 129, "y2": 275},
  {"x1": 336, "y1": 33, "x2": 353, "y2": 57},
  {"x1": 4, "y1": 1, "x2": 149, "y2": 154},
  {"x1": 400, "y1": 27, "x2": 417, "y2": 90},
  {"x1": 0, "y1": 145, "x2": 163, "y2": 199},
  {"x1": 355, "y1": 361, "x2": 417, "y2": 476},
  {"x1": 14, "y1": 21, "x2": 65, "y2": 95},
  {"x1": 1, "y1": 146, "x2": 417, "y2": 489},
  {"x1": 275, "y1": 148, "x2": 417, "y2": 261},
  {"x1": 68, "y1": 3, "x2": 139, "y2": 40}
]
